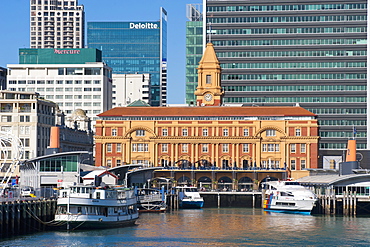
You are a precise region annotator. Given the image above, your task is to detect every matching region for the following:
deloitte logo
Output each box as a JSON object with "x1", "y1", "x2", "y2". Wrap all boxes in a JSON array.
[{"x1": 129, "y1": 23, "x2": 158, "y2": 29}]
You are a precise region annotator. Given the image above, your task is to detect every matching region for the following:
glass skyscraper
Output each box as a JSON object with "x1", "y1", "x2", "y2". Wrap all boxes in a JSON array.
[
  {"x1": 186, "y1": 0, "x2": 367, "y2": 167},
  {"x1": 186, "y1": 4, "x2": 203, "y2": 105},
  {"x1": 87, "y1": 8, "x2": 167, "y2": 106}
]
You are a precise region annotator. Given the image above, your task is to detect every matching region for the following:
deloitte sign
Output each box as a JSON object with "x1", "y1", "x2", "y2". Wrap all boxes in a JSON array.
[{"x1": 129, "y1": 22, "x2": 158, "y2": 29}]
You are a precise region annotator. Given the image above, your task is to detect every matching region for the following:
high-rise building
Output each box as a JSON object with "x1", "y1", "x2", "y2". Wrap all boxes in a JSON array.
[
  {"x1": 87, "y1": 8, "x2": 168, "y2": 106},
  {"x1": 185, "y1": 4, "x2": 204, "y2": 105},
  {"x1": 30, "y1": 0, "x2": 85, "y2": 49},
  {"x1": 187, "y1": 0, "x2": 367, "y2": 167},
  {"x1": 112, "y1": 74, "x2": 150, "y2": 107},
  {"x1": 7, "y1": 48, "x2": 112, "y2": 125}
]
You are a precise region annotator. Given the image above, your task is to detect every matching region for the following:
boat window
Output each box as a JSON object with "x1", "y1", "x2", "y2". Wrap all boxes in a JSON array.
[
  {"x1": 285, "y1": 182, "x2": 300, "y2": 186},
  {"x1": 280, "y1": 192, "x2": 294, "y2": 197},
  {"x1": 96, "y1": 192, "x2": 100, "y2": 199}
]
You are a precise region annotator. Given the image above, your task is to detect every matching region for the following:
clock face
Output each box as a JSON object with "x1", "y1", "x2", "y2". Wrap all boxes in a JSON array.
[{"x1": 204, "y1": 93, "x2": 213, "y2": 102}]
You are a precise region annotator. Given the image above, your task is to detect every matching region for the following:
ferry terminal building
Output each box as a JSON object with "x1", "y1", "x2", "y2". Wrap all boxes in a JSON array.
[{"x1": 94, "y1": 43, "x2": 319, "y2": 183}]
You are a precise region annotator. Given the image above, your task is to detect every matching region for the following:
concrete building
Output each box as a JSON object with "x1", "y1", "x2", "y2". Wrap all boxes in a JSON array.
[
  {"x1": 7, "y1": 48, "x2": 112, "y2": 124},
  {"x1": 0, "y1": 91, "x2": 56, "y2": 159},
  {"x1": 112, "y1": 74, "x2": 150, "y2": 107},
  {"x1": 185, "y1": 0, "x2": 367, "y2": 167},
  {"x1": 30, "y1": 0, "x2": 85, "y2": 49},
  {"x1": 87, "y1": 8, "x2": 168, "y2": 106},
  {"x1": 95, "y1": 43, "x2": 319, "y2": 172}
]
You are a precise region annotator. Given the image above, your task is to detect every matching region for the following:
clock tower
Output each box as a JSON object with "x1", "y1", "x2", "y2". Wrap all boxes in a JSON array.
[{"x1": 194, "y1": 43, "x2": 224, "y2": 106}]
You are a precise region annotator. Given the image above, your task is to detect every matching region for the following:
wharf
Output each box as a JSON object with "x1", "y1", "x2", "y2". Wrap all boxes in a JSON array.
[
  {"x1": 0, "y1": 199, "x2": 57, "y2": 238},
  {"x1": 166, "y1": 191, "x2": 262, "y2": 209}
]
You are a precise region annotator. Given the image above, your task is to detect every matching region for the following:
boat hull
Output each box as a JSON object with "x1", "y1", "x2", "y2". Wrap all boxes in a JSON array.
[
  {"x1": 54, "y1": 218, "x2": 137, "y2": 230},
  {"x1": 179, "y1": 200, "x2": 204, "y2": 209}
]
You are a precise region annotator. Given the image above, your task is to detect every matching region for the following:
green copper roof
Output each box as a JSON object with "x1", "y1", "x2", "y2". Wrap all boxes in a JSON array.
[{"x1": 127, "y1": 100, "x2": 151, "y2": 107}]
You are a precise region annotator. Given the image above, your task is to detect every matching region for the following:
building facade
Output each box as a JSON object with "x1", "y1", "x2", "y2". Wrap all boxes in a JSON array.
[
  {"x1": 185, "y1": 4, "x2": 203, "y2": 105},
  {"x1": 0, "y1": 91, "x2": 56, "y2": 159},
  {"x1": 7, "y1": 48, "x2": 112, "y2": 124},
  {"x1": 87, "y1": 8, "x2": 168, "y2": 106},
  {"x1": 95, "y1": 43, "x2": 319, "y2": 171},
  {"x1": 0, "y1": 67, "x2": 6, "y2": 91},
  {"x1": 112, "y1": 74, "x2": 150, "y2": 107},
  {"x1": 188, "y1": 0, "x2": 367, "y2": 167},
  {"x1": 30, "y1": 0, "x2": 85, "y2": 49}
]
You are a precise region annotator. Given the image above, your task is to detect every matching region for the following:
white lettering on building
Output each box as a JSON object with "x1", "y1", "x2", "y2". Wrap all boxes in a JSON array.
[
  {"x1": 129, "y1": 23, "x2": 158, "y2": 29},
  {"x1": 54, "y1": 49, "x2": 81, "y2": 55}
]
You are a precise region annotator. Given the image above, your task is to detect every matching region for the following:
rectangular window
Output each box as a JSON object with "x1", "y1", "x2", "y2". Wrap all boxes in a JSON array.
[
  {"x1": 116, "y1": 159, "x2": 121, "y2": 166},
  {"x1": 206, "y1": 75, "x2": 211, "y2": 84},
  {"x1": 112, "y1": 129, "x2": 117, "y2": 136},
  {"x1": 162, "y1": 129, "x2": 168, "y2": 136},
  {"x1": 222, "y1": 144, "x2": 228, "y2": 153},
  {"x1": 136, "y1": 130, "x2": 145, "y2": 136},
  {"x1": 275, "y1": 144, "x2": 280, "y2": 152},
  {"x1": 202, "y1": 144, "x2": 208, "y2": 153},
  {"x1": 301, "y1": 160, "x2": 306, "y2": 170},
  {"x1": 202, "y1": 129, "x2": 208, "y2": 136},
  {"x1": 116, "y1": 143, "x2": 121, "y2": 153},
  {"x1": 162, "y1": 144, "x2": 168, "y2": 153},
  {"x1": 291, "y1": 144, "x2": 296, "y2": 153},
  {"x1": 132, "y1": 144, "x2": 137, "y2": 152},
  {"x1": 2, "y1": 116, "x2": 12, "y2": 122},
  {"x1": 182, "y1": 128, "x2": 188, "y2": 136},
  {"x1": 262, "y1": 144, "x2": 267, "y2": 152},
  {"x1": 243, "y1": 128, "x2": 249, "y2": 136},
  {"x1": 242, "y1": 144, "x2": 249, "y2": 153},
  {"x1": 223, "y1": 128, "x2": 228, "y2": 136},
  {"x1": 268, "y1": 144, "x2": 274, "y2": 152},
  {"x1": 291, "y1": 160, "x2": 296, "y2": 170},
  {"x1": 296, "y1": 129, "x2": 301, "y2": 136},
  {"x1": 301, "y1": 144, "x2": 306, "y2": 153},
  {"x1": 266, "y1": 129, "x2": 276, "y2": 136},
  {"x1": 107, "y1": 143, "x2": 112, "y2": 153},
  {"x1": 182, "y1": 144, "x2": 188, "y2": 153}
]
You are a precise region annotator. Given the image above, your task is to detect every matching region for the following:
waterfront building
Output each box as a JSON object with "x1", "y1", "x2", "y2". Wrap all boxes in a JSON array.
[
  {"x1": 7, "y1": 48, "x2": 112, "y2": 124},
  {"x1": 112, "y1": 73, "x2": 150, "y2": 107},
  {"x1": 30, "y1": 0, "x2": 85, "y2": 49},
  {"x1": 0, "y1": 90, "x2": 56, "y2": 162},
  {"x1": 56, "y1": 109, "x2": 94, "y2": 154},
  {"x1": 95, "y1": 43, "x2": 319, "y2": 171},
  {"x1": 87, "y1": 8, "x2": 168, "y2": 106},
  {"x1": 187, "y1": 0, "x2": 367, "y2": 167}
]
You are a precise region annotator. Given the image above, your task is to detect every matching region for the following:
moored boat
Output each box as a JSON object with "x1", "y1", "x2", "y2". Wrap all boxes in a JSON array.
[
  {"x1": 262, "y1": 181, "x2": 317, "y2": 214},
  {"x1": 174, "y1": 186, "x2": 204, "y2": 209},
  {"x1": 137, "y1": 188, "x2": 167, "y2": 212},
  {"x1": 54, "y1": 185, "x2": 139, "y2": 230}
]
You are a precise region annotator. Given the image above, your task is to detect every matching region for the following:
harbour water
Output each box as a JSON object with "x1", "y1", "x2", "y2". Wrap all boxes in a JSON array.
[{"x1": 2, "y1": 208, "x2": 370, "y2": 246}]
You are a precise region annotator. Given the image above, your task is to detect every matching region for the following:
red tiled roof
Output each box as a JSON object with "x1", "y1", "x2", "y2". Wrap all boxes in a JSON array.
[{"x1": 98, "y1": 106, "x2": 316, "y2": 117}]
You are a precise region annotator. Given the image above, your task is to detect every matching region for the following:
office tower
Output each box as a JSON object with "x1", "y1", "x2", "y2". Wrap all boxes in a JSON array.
[
  {"x1": 194, "y1": 0, "x2": 367, "y2": 167},
  {"x1": 87, "y1": 8, "x2": 167, "y2": 106},
  {"x1": 185, "y1": 4, "x2": 203, "y2": 105},
  {"x1": 7, "y1": 48, "x2": 112, "y2": 125},
  {"x1": 30, "y1": 0, "x2": 85, "y2": 48}
]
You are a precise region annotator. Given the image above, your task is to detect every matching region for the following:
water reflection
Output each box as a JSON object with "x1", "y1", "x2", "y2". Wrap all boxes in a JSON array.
[{"x1": 2, "y1": 208, "x2": 370, "y2": 246}]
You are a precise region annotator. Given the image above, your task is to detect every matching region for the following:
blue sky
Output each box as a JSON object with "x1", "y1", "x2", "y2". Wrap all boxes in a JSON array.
[{"x1": 0, "y1": 0, "x2": 202, "y2": 104}]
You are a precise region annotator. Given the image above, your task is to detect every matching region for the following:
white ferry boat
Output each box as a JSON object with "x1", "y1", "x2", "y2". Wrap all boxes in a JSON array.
[
  {"x1": 174, "y1": 186, "x2": 204, "y2": 209},
  {"x1": 54, "y1": 185, "x2": 139, "y2": 230},
  {"x1": 262, "y1": 181, "x2": 317, "y2": 214}
]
